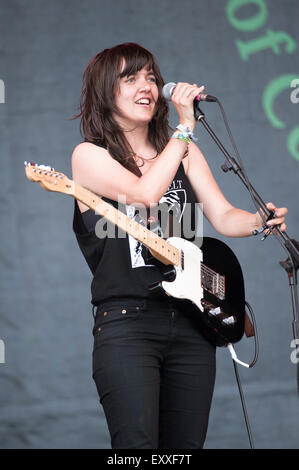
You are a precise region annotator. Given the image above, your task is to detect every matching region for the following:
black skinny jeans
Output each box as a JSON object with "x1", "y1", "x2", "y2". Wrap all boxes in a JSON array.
[{"x1": 92, "y1": 297, "x2": 216, "y2": 449}]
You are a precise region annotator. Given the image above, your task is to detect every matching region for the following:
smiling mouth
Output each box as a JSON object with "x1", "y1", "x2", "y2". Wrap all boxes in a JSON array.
[{"x1": 135, "y1": 98, "x2": 151, "y2": 105}]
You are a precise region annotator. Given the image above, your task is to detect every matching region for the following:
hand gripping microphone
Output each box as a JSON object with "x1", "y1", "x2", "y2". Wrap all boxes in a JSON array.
[{"x1": 162, "y1": 82, "x2": 217, "y2": 103}]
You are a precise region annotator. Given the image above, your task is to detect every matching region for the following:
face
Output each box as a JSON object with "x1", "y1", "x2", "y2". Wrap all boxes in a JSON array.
[{"x1": 113, "y1": 64, "x2": 159, "y2": 129}]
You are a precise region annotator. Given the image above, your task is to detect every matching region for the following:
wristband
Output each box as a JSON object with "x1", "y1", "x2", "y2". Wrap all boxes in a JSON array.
[
  {"x1": 176, "y1": 124, "x2": 198, "y2": 142},
  {"x1": 171, "y1": 130, "x2": 191, "y2": 144}
]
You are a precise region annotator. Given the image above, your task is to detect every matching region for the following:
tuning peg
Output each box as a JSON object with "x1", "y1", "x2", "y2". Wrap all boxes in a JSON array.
[
  {"x1": 24, "y1": 161, "x2": 54, "y2": 175},
  {"x1": 38, "y1": 164, "x2": 52, "y2": 171}
]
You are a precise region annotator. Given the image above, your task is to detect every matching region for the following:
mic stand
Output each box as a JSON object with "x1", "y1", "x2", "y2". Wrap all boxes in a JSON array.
[{"x1": 194, "y1": 104, "x2": 299, "y2": 392}]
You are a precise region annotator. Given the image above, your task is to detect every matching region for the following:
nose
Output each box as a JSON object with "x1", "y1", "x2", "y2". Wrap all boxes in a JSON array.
[{"x1": 138, "y1": 77, "x2": 151, "y2": 92}]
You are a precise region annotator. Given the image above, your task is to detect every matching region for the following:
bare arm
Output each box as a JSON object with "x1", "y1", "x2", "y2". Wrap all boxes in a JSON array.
[
  {"x1": 186, "y1": 142, "x2": 287, "y2": 237},
  {"x1": 71, "y1": 137, "x2": 188, "y2": 207}
]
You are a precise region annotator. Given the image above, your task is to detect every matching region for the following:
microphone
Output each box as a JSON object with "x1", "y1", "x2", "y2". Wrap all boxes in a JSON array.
[{"x1": 162, "y1": 82, "x2": 217, "y2": 103}]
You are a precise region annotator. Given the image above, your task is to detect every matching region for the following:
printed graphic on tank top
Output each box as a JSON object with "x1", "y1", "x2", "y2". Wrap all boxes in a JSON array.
[{"x1": 125, "y1": 174, "x2": 189, "y2": 269}]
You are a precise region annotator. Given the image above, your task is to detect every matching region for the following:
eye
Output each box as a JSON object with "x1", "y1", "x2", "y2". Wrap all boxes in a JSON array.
[
  {"x1": 148, "y1": 76, "x2": 157, "y2": 83},
  {"x1": 125, "y1": 76, "x2": 135, "y2": 83}
]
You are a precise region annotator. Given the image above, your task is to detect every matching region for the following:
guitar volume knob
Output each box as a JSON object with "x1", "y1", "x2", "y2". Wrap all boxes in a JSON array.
[
  {"x1": 208, "y1": 307, "x2": 221, "y2": 317},
  {"x1": 222, "y1": 315, "x2": 236, "y2": 326}
]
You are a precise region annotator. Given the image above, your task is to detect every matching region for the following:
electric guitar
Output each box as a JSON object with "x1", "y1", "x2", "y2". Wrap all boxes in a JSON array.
[{"x1": 24, "y1": 162, "x2": 246, "y2": 347}]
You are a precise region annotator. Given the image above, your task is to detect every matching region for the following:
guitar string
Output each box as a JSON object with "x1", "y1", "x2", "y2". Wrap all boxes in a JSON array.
[
  {"x1": 201, "y1": 264, "x2": 219, "y2": 277},
  {"x1": 201, "y1": 266, "x2": 225, "y2": 294},
  {"x1": 201, "y1": 266, "x2": 218, "y2": 282},
  {"x1": 201, "y1": 269, "x2": 213, "y2": 291},
  {"x1": 202, "y1": 268, "x2": 212, "y2": 279},
  {"x1": 201, "y1": 268, "x2": 217, "y2": 281},
  {"x1": 201, "y1": 265, "x2": 225, "y2": 286},
  {"x1": 201, "y1": 270, "x2": 216, "y2": 291}
]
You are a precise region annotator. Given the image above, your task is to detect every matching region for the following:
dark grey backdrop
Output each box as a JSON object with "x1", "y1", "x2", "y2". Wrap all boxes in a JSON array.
[{"x1": 0, "y1": 0, "x2": 298, "y2": 449}]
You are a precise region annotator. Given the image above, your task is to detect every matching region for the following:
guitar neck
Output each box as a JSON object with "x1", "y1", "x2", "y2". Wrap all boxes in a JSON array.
[{"x1": 74, "y1": 183, "x2": 180, "y2": 267}]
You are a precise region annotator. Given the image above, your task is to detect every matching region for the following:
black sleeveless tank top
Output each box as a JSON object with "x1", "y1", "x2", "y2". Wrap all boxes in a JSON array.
[{"x1": 72, "y1": 153, "x2": 199, "y2": 307}]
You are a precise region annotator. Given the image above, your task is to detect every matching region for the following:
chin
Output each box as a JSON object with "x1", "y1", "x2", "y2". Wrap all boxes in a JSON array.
[{"x1": 132, "y1": 115, "x2": 154, "y2": 126}]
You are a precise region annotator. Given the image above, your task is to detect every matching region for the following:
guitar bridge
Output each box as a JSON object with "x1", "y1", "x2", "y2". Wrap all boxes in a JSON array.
[
  {"x1": 213, "y1": 273, "x2": 225, "y2": 300},
  {"x1": 201, "y1": 266, "x2": 225, "y2": 300}
]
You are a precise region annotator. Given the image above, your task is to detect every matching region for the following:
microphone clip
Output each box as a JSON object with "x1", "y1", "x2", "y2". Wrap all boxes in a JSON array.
[{"x1": 193, "y1": 101, "x2": 205, "y2": 121}]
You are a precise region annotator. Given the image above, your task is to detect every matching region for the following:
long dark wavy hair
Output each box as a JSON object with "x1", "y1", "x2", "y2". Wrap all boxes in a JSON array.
[{"x1": 71, "y1": 43, "x2": 172, "y2": 176}]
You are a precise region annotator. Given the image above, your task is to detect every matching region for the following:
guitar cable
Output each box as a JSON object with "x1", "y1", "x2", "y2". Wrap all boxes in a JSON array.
[{"x1": 227, "y1": 301, "x2": 259, "y2": 449}]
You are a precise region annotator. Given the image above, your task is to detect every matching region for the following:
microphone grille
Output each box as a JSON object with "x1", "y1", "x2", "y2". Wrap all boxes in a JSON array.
[{"x1": 162, "y1": 82, "x2": 176, "y2": 101}]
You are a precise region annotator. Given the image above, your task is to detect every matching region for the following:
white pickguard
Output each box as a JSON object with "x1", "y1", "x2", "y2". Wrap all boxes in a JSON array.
[{"x1": 161, "y1": 237, "x2": 204, "y2": 312}]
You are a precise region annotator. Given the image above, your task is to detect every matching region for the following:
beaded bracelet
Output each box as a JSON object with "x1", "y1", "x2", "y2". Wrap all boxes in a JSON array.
[{"x1": 171, "y1": 130, "x2": 191, "y2": 144}]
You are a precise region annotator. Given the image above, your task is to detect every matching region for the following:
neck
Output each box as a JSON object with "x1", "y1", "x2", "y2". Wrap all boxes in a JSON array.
[
  {"x1": 125, "y1": 126, "x2": 151, "y2": 153},
  {"x1": 119, "y1": 120, "x2": 153, "y2": 154}
]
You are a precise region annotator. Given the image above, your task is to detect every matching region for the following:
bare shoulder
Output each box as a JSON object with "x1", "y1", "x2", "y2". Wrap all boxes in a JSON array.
[
  {"x1": 70, "y1": 141, "x2": 143, "y2": 206},
  {"x1": 71, "y1": 142, "x2": 113, "y2": 182},
  {"x1": 72, "y1": 141, "x2": 108, "y2": 162}
]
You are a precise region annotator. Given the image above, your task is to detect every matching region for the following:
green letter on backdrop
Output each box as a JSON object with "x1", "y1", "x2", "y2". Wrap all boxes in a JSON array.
[
  {"x1": 226, "y1": 0, "x2": 267, "y2": 32},
  {"x1": 263, "y1": 74, "x2": 299, "y2": 162},
  {"x1": 287, "y1": 126, "x2": 299, "y2": 162},
  {"x1": 236, "y1": 29, "x2": 296, "y2": 61},
  {"x1": 262, "y1": 74, "x2": 298, "y2": 128}
]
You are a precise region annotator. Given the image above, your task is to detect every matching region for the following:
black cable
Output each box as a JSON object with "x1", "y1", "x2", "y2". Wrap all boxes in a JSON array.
[
  {"x1": 232, "y1": 360, "x2": 254, "y2": 449},
  {"x1": 229, "y1": 301, "x2": 258, "y2": 448},
  {"x1": 246, "y1": 300, "x2": 259, "y2": 368}
]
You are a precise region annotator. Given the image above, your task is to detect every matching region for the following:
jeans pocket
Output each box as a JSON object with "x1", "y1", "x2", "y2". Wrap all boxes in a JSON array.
[{"x1": 92, "y1": 302, "x2": 144, "y2": 337}]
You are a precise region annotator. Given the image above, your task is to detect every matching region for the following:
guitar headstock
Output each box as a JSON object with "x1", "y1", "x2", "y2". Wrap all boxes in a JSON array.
[{"x1": 24, "y1": 161, "x2": 74, "y2": 196}]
